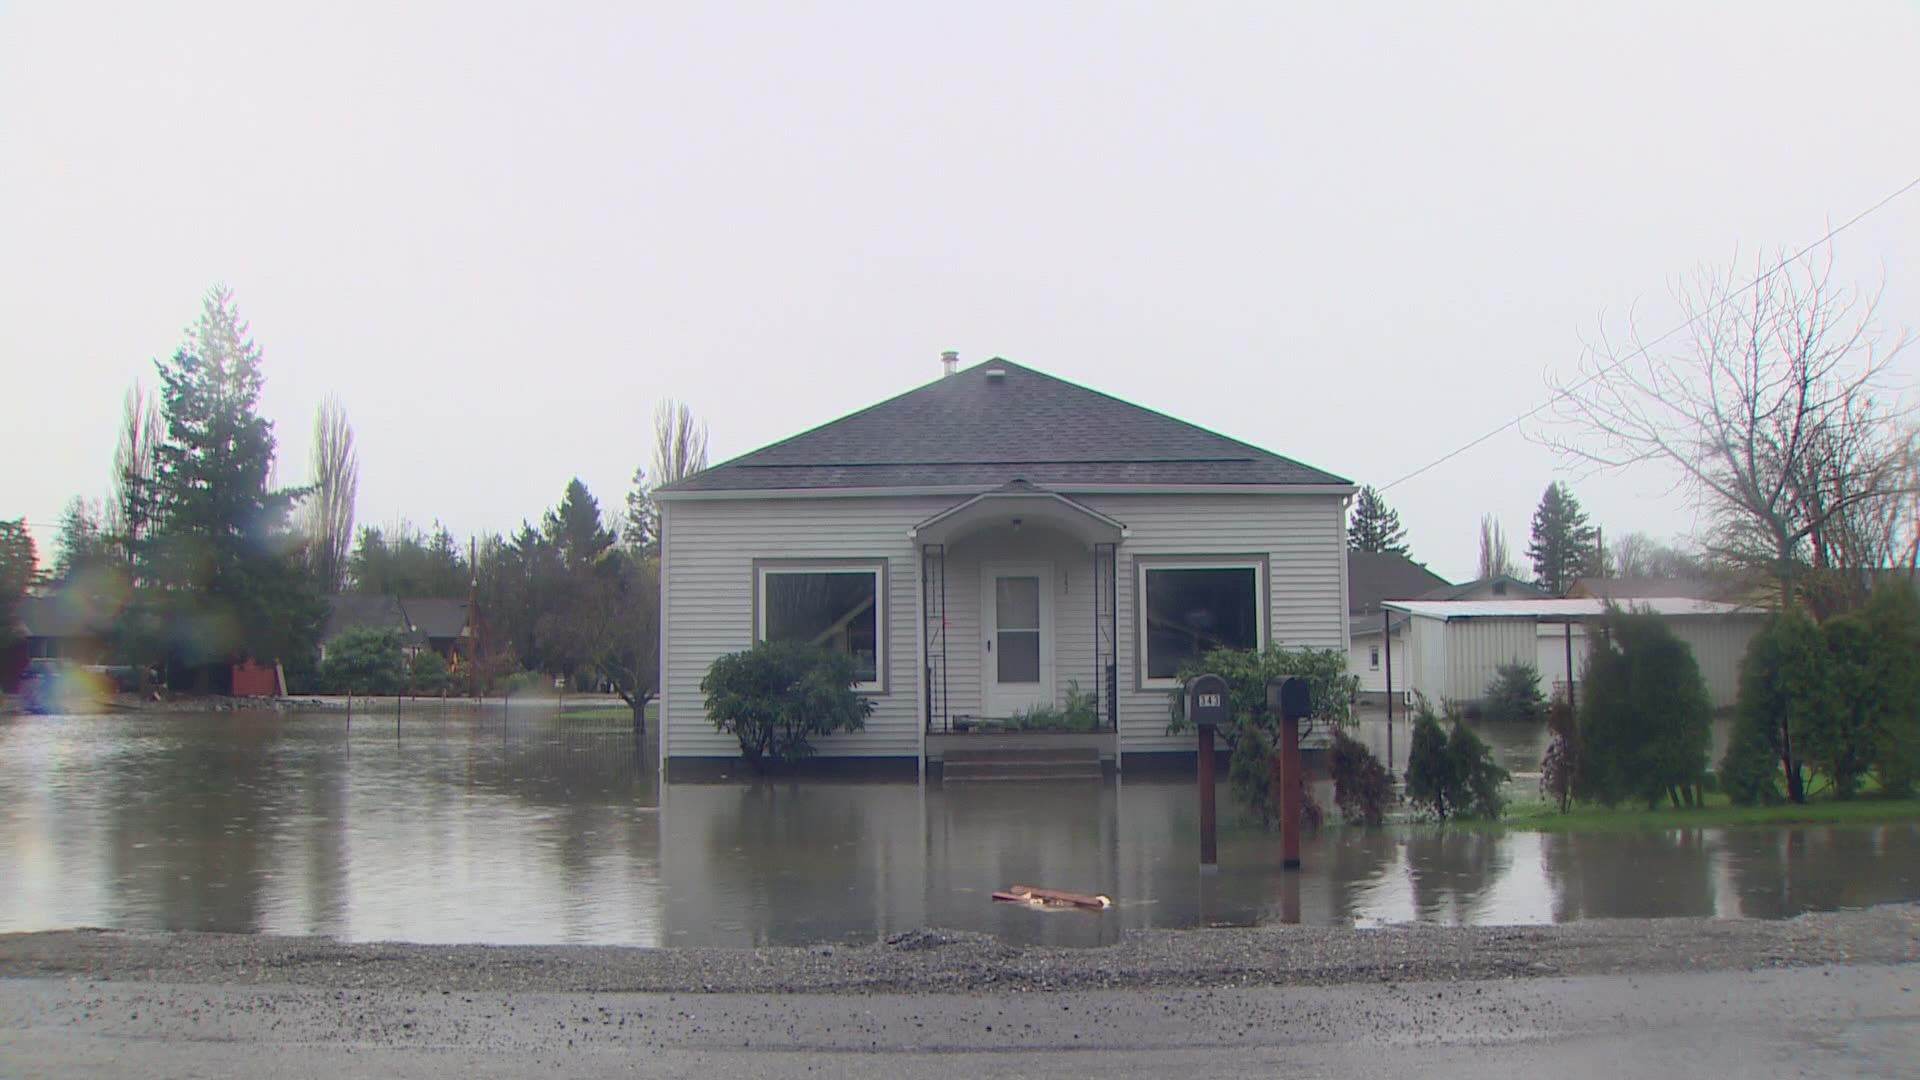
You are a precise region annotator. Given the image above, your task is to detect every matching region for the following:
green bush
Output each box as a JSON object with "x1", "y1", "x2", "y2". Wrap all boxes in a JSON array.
[
  {"x1": 410, "y1": 650, "x2": 450, "y2": 695},
  {"x1": 1726, "y1": 609, "x2": 1830, "y2": 805},
  {"x1": 1483, "y1": 662, "x2": 1546, "y2": 724},
  {"x1": 1165, "y1": 645, "x2": 1351, "y2": 823},
  {"x1": 1861, "y1": 584, "x2": 1920, "y2": 796},
  {"x1": 1329, "y1": 728, "x2": 1394, "y2": 826},
  {"x1": 318, "y1": 627, "x2": 406, "y2": 694},
  {"x1": 997, "y1": 681, "x2": 1102, "y2": 732},
  {"x1": 1815, "y1": 615, "x2": 1881, "y2": 799},
  {"x1": 701, "y1": 640, "x2": 874, "y2": 772},
  {"x1": 1578, "y1": 610, "x2": 1713, "y2": 809},
  {"x1": 1404, "y1": 702, "x2": 1508, "y2": 820}
]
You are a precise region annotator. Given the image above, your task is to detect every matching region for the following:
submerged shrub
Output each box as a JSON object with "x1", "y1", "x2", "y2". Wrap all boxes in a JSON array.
[
  {"x1": 1483, "y1": 662, "x2": 1546, "y2": 725},
  {"x1": 702, "y1": 641, "x2": 873, "y2": 772},
  {"x1": 1329, "y1": 729, "x2": 1394, "y2": 826},
  {"x1": 1405, "y1": 702, "x2": 1509, "y2": 821}
]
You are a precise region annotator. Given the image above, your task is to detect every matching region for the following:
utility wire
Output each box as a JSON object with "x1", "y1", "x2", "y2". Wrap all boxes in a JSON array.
[{"x1": 1378, "y1": 171, "x2": 1920, "y2": 493}]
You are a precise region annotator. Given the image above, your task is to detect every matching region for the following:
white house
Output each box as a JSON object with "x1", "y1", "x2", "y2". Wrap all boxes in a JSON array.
[
  {"x1": 653, "y1": 358, "x2": 1355, "y2": 774},
  {"x1": 1379, "y1": 597, "x2": 1768, "y2": 710}
]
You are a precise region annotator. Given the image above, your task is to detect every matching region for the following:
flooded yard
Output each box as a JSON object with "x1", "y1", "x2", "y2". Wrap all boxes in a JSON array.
[{"x1": 2, "y1": 708, "x2": 1915, "y2": 948}]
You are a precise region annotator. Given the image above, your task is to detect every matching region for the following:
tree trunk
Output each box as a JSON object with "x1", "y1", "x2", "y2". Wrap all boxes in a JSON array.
[{"x1": 1780, "y1": 718, "x2": 1806, "y2": 804}]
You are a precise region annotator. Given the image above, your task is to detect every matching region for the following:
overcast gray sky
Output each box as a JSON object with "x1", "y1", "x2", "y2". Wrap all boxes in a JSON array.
[{"x1": 4, "y1": 1, "x2": 1916, "y2": 582}]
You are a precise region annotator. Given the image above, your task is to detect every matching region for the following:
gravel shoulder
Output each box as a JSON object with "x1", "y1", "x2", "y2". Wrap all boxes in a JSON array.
[{"x1": 3, "y1": 904, "x2": 1915, "y2": 996}]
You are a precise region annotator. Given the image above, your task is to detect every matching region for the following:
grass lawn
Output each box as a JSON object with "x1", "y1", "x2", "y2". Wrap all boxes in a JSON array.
[
  {"x1": 558, "y1": 701, "x2": 659, "y2": 723},
  {"x1": 1494, "y1": 792, "x2": 1920, "y2": 833}
]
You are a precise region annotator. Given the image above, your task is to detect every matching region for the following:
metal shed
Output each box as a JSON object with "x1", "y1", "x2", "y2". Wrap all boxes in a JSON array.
[{"x1": 1379, "y1": 598, "x2": 1767, "y2": 710}]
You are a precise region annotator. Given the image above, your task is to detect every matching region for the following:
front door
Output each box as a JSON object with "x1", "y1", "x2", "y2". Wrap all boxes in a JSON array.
[{"x1": 982, "y1": 563, "x2": 1053, "y2": 718}]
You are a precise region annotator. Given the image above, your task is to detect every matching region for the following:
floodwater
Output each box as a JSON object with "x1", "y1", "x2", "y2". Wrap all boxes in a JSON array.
[{"x1": 2, "y1": 708, "x2": 1915, "y2": 948}]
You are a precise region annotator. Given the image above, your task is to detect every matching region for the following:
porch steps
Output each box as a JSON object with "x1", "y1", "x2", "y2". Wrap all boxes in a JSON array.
[{"x1": 941, "y1": 746, "x2": 1104, "y2": 782}]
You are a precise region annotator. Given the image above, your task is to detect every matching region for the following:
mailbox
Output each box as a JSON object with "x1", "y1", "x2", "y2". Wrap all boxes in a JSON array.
[
  {"x1": 1268, "y1": 676, "x2": 1312, "y2": 722},
  {"x1": 1187, "y1": 673, "x2": 1231, "y2": 730}
]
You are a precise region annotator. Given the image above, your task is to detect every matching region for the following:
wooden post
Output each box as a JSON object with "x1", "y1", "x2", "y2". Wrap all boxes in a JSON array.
[
  {"x1": 1279, "y1": 713, "x2": 1301, "y2": 869},
  {"x1": 1383, "y1": 608, "x2": 1394, "y2": 771},
  {"x1": 1563, "y1": 621, "x2": 1575, "y2": 708},
  {"x1": 1198, "y1": 726, "x2": 1217, "y2": 867}
]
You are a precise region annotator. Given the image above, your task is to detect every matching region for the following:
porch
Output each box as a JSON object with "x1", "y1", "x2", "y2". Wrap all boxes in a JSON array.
[{"x1": 912, "y1": 482, "x2": 1124, "y2": 737}]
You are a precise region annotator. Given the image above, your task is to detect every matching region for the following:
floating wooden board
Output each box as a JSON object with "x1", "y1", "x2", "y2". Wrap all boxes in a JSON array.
[{"x1": 992, "y1": 884, "x2": 1112, "y2": 910}]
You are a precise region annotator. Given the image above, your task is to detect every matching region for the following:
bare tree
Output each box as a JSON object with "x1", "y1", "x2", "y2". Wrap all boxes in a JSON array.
[
  {"x1": 625, "y1": 401, "x2": 710, "y2": 553},
  {"x1": 1608, "y1": 531, "x2": 1705, "y2": 579},
  {"x1": 1540, "y1": 251, "x2": 1913, "y2": 609},
  {"x1": 108, "y1": 381, "x2": 164, "y2": 573},
  {"x1": 305, "y1": 396, "x2": 359, "y2": 593},
  {"x1": 652, "y1": 400, "x2": 709, "y2": 486},
  {"x1": 1477, "y1": 515, "x2": 1516, "y2": 580}
]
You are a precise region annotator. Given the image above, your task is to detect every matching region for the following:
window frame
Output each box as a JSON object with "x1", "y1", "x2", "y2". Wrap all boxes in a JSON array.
[
  {"x1": 1369, "y1": 646, "x2": 1381, "y2": 670},
  {"x1": 752, "y1": 559, "x2": 889, "y2": 694},
  {"x1": 1133, "y1": 555, "x2": 1269, "y2": 690}
]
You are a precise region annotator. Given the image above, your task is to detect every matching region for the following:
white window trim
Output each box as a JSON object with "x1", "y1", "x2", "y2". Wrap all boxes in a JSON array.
[
  {"x1": 1369, "y1": 646, "x2": 1381, "y2": 670},
  {"x1": 754, "y1": 560, "x2": 888, "y2": 693},
  {"x1": 1135, "y1": 556, "x2": 1268, "y2": 690}
]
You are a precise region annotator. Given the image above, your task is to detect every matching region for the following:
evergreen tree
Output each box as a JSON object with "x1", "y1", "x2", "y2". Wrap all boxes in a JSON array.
[
  {"x1": 1578, "y1": 610, "x2": 1713, "y2": 808},
  {"x1": 1727, "y1": 609, "x2": 1830, "y2": 805},
  {"x1": 1347, "y1": 485, "x2": 1410, "y2": 555},
  {"x1": 139, "y1": 285, "x2": 324, "y2": 681},
  {"x1": 52, "y1": 497, "x2": 111, "y2": 581},
  {"x1": 1527, "y1": 482, "x2": 1598, "y2": 594},
  {"x1": 0, "y1": 519, "x2": 36, "y2": 648}
]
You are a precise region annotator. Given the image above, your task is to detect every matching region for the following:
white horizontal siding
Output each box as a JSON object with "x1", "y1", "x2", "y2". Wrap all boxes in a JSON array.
[
  {"x1": 1350, "y1": 629, "x2": 1405, "y2": 694},
  {"x1": 663, "y1": 490, "x2": 1349, "y2": 761},
  {"x1": 662, "y1": 496, "x2": 953, "y2": 759}
]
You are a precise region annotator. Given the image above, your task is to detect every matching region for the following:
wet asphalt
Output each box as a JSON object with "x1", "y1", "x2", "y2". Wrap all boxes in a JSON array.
[{"x1": 2, "y1": 962, "x2": 1916, "y2": 1078}]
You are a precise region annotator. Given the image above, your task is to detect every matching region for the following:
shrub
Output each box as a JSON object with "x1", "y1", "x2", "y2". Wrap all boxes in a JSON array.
[
  {"x1": 1404, "y1": 703, "x2": 1509, "y2": 820},
  {"x1": 701, "y1": 641, "x2": 874, "y2": 772},
  {"x1": 1861, "y1": 584, "x2": 1920, "y2": 796},
  {"x1": 1329, "y1": 729, "x2": 1394, "y2": 826},
  {"x1": 410, "y1": 650, "x2": 450, "y2": 695},
  {"x1": 1577, "y1": 610, "x2": 1713, "y2": 809},
  {"x1": 1000, "y1": 681, "x2": 1101, "y2": 732},
  {"x1": 1729, "y1": 609, "x2": 1831, "y2": 804},
  {"x1": 1404, "y1": 708, "x2": 1455, "y2": 819},
  {"x1": 318, "y1": 627, "x2": 405, "y2": 695},
  {"x1": 1720, "y1": 717, "x2": 1785, "y2": 806},
  {"x1": 1539, "y1": 699, "x2": 1578, "y2": 813},
  {"x1": 1226, "y1": 725, "x2": 1324, "y2": 830},
  {"x1": 1483, "y1": 662, "x2": 1546, "y2": 724},
  {"x1": 1815, "y1": 615, "x2": 1881, "y2": 799},
  {"x1": 1166, "y1": 645, "x2": 1352, "y2": 820},
  {"x1": 1449, "y1": 722, "x2": 1508, "y2": 820}
]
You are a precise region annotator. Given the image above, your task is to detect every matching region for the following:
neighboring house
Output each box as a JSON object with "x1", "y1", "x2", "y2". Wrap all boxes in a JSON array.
[
  {"x1": 1379, "y1": 597, "x2": 1766, "y2": 710},
  {"x1": 1345, "y1": 552, "x2": 1450, "y2": 698},
  {"x1": 2, "y1": 591, "x2": 116, "y2": 693},
  {"x1": 654, "y1": 358, "x2": 1355, "y2": 773},
  {"x1": 321, "y1": 595, "x2": 473, "y2": 662}
]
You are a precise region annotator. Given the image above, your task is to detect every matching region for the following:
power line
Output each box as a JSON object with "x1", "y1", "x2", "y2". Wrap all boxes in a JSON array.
[{"x1": 1378, "y1": 171, "x2": 1920, "y2": 494}]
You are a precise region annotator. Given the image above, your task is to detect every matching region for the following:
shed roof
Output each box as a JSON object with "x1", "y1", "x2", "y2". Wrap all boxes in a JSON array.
[
  {"x1": 660, "y1": 359, "x2": 1350, "y2": 494},
  {"x1": 1382, "y1": 597, "x2": 1762, "y2": 621}
]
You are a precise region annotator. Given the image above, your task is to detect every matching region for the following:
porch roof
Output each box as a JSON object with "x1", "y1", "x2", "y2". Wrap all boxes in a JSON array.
[{"x1": 908, "y1": 481, "x2": 1128, "y2": 546}]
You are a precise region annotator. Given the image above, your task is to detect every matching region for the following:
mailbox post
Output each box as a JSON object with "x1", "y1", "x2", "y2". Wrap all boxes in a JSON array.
[
  {"x1": 1267, "y1": 676, "x2": 1312, "y2": 869},
  {"x1": 1186, "y1": 673, "x2": 1230, "y2": 867}
]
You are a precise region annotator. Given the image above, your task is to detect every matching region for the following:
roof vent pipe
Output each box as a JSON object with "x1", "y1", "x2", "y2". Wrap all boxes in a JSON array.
[{"x1": 940, "y1": 350, "x2": 958, "y2": 377}]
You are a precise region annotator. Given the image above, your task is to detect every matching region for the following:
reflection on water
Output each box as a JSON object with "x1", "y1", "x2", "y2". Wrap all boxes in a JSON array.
[{"x1": 2, "y1": 710, "x2": 1916, "y2": 947}]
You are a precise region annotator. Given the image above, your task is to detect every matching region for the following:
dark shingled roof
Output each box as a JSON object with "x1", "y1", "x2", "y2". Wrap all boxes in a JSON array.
[
  {"x1": 663, "y1": 359, "x2": 1349, "y2": 493},
  {"x1": 1348, "y1": 551, "x2": 1452, "y2": 615}
]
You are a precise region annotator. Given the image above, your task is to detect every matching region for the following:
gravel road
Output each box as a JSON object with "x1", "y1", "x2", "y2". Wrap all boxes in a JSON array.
[{"x1": 4, "y1": 903, "x2": 1916, "y2": 995}]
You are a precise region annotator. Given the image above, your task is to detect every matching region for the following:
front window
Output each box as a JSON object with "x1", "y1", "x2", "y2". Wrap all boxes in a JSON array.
[
  {"x1": 1370, "y1": 646, "x2": 1380, "y2": 669},
  {"x1": 1138, "y1": 561, "x2": 1263, "y2": 685},
  {"x1": 757, "y1": 564, "x2": 884, "y2": 690}
]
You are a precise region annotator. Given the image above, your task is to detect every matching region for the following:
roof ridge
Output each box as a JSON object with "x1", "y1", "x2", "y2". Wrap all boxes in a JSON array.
[{"x1": 665, "y1": 357, "x2": 1341, "y2": 492}]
